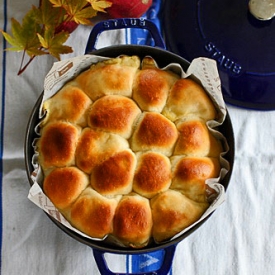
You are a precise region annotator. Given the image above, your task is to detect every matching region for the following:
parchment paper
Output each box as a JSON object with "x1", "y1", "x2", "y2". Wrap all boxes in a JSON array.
[{"x1": 28, "y1": 54, "x2": 230, "y2": 244}]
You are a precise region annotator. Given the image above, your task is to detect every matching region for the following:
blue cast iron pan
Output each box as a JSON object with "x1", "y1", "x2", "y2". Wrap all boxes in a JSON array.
[{"x1": 24, "y1": 18, "x2": 235, "y2": 275}]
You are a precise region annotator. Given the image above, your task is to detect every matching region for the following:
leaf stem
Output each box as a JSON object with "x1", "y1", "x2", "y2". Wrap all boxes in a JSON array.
[{"x1": 17, "y1": 51, "x2": 36, "y2": 75}]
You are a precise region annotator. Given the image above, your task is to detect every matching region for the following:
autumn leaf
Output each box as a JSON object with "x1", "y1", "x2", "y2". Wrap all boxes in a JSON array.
[
  {"x1": 87, "y1": 0, "x2": 112, "y2": 12},
  {"x1": 49, "y1": 0, "x2": 67, "y2": 8},
  {"x1": 60, "y1": 0, "x2": 96, "y2": 25},
  {"x1": 37, "y1": 29, "x2": 73, "y2": 60},
  {"x1": 1, "y1": 28, "x2": 24, "y2": 52},
  {"x1": 34, "y1": 0, "x2": 64, "y2": 28},
  {"x1": 71, "y1": 6, "x2": 98, "y2": 24}
]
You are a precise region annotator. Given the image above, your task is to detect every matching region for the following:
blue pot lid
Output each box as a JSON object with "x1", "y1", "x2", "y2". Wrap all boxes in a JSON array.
[{"x1": 163, "y1": 0, "x2": 275, "y2": 110}]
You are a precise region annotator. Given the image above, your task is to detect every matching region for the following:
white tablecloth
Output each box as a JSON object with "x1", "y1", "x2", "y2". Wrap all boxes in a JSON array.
[{"x1": 1, "y1": 0, "x2": 275, "y2": 274}]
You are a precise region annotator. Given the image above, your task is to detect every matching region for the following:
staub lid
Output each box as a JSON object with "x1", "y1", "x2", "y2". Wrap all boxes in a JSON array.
[{"x1": 163, "y1": 0, "x2": 275, "y2": 110}]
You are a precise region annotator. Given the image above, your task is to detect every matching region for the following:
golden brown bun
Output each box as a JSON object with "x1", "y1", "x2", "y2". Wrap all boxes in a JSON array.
[
  {"x1": 42, "y1": 84, "x2": 92, "y2": 127},
  {"x1": 37, "y1": 121, "x2": 80, "y2": 170},
  {"x1": 88, "y1": 95, "x2": 141, "y2": 138},
  {"x1": 75, "y1": 128, "x2": 129, "y2": 174},
  {"x1": 174, "y1": 118, "x2": 223, "y2": 157},
  {"x1": 43, "y1": 167, "x2": 89, "y2": 210},
  {"x1": 91, "y1": 150, "x2": 136, "y2": 196},
  {"x1": 170, "y1": 156, "x2": 221, "y2": 202},
  {"x1": 132, "y1": 57, "x2": 179, "y2": 112},
  {"x1": 150, "y1": 189, "x2": 209, "y2": 242},
  {"x1": 162, "y1": 78, "x2": 217, "y2": 121},
  {"x1": 133, "y1": 152, "x2": 171, "y2": 198},
  {"x1": 75, "y1": 56, "x2": 140, "y2": 100},
  {"x1": 69, "y1": 188, "x2": 121, "y2": 239},
  {"x1": 131, "y1": 112, "x2": 178, "y2": 156},
  {"x1": 113, "y1": 193, "x2": 153, "y2": 248}
]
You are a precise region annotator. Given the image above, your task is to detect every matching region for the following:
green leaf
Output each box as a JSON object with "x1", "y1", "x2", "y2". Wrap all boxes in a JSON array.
[
  {"x1": 34, "y1": 0, "x2": 64, "y2": 28},
  {"x1": 5, "y1": 19, "x2": 25, "y2": 50},
  {"x1": 37, "y1": 30, "x2": 73, "y2": 60},
  {"x1": 1, "y1": 30, "x2": 23, "y2": 51},
  {"x1": 51, "y1": 30, "x2": 70, "y2": 45},
  {"x1": 20, "y1": 8, "x2": 42, "y2": 41},
  {"x1": 2, "y1": 10, "x2": 42, "y2": 55},
  {"x1": 49, "y1": 43, "x2": 73, "y2": 60}
]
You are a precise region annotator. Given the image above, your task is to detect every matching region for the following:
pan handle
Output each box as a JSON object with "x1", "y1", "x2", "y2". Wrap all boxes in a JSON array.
[
  {"x1": 85, "y1": 18, "x2": 166, "y2": 53},
  {"x1": 93, "y1": 245, "x2": 176, "y2": 275}
]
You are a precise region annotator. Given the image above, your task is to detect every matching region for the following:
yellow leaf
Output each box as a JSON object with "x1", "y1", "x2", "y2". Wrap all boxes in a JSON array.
[
  {"x1": 87, "y1": 0, "x2": 112, "y2": 12},
  {"x1": 49, "y1": 0, "x2": 65, "y2": 8},
  {"x1": 37, "y1": 33, "x2": 48, "y2": 48},
  {"x1": 72, "y1": 6, "x2": 97, "y2": 25}
]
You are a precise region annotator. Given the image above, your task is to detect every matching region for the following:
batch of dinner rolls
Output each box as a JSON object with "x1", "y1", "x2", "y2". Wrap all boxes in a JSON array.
[{"x1": 36, "y1": 55, "x2": 224, "y2": 248}]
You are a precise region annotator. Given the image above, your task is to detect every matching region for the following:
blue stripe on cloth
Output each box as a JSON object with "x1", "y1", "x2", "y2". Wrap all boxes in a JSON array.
[
  {"x1": 0, "y1": 0, "x2": 8, "y2": 272},
  {"x1": 125, "y1": 0, "x2": 173, "y2": 274}
]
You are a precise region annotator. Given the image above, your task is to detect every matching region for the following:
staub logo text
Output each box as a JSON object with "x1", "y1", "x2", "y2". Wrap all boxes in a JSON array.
[{"x1": 205, "y1": 42, "x2": 242, "y2": 75}]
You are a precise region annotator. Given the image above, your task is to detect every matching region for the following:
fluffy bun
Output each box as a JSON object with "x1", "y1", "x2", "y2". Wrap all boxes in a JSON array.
[
  {"x1": 69, "y1": 188, "x2": 121, "y2": 239},
  {"x1": 133, "y1": 152, "x2": 171, "y2": 198},
  {"x1": 151, "y1": 189, "x2": 209, "y2": 242},
  {"x1": 90, "y1": 150, "x2": 136, "y2": 196},
  {"x1": 43, "y1": 167, "x2": 89, "y2": 211},
  {"x1": 132, "y1": 56, "x2": 179, "y2": 112},
  {"x1": 170, "y1": 156, "x2": 221, "y2": 202},
  {"x1": 131, "y1": 112, "x2": 178, "y2": 156},
  {"x1": 88, "y1": 95, "x2": 141, "y2": 138},
  {"x1": 113, "y1": 193, "x2": 153, "y2": 248},
  {"x1": 162, "y1": 78, "x2": 217, "y2": 121},
  {"x1": 42, "y1": 84, "x2": 92, "y2": 127},
  {"x1": 37, "y1": 121, "x2": 80, "y2": 171},
  {"x1": 75, "y1": 55, "x2": 140, "y2": 100},
  {"x1": 75, "y1": 128, "x2": 129, "y2": 174},
  {"x1": 174, "y1": 118, "x2": 223, "y2": 157}
]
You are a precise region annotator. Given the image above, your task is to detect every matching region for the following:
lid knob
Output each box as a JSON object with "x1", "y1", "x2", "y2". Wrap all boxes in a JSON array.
[{"x1": 249, "y1": 0, "x2": 275, "y2": 20}]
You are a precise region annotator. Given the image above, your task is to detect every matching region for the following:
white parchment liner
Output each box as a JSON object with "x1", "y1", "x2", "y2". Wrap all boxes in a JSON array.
[{"x1": 28, "y1": 54, "x2": 231, "y2": 245}]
